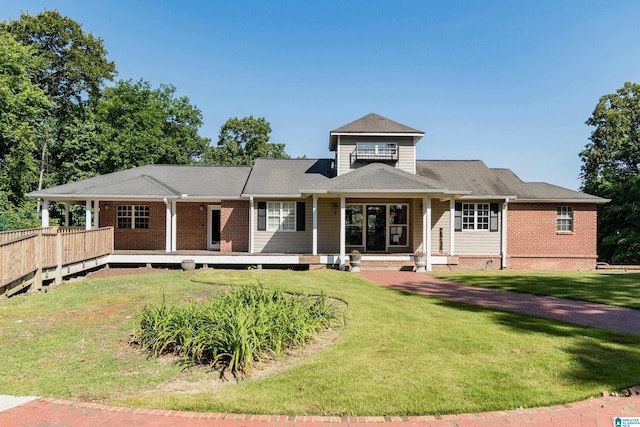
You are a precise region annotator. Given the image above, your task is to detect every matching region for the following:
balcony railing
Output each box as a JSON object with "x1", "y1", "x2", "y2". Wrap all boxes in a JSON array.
[{"x1": 355, "y1": 143, "x2": 398, "y2": 160}]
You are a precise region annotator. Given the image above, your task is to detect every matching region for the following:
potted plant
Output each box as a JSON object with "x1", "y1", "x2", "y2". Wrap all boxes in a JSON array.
[
  {"x1": 413, "y1": 251, "x2": 427, "y2": 273},
  {"x1": 349, "y1": 249, "x2": 362, "y2": 273}
]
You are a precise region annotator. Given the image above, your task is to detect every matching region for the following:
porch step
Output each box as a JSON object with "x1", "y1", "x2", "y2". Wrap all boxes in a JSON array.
[{"x1": 355, "y1": 260, "x2": 415, "y2": 271}]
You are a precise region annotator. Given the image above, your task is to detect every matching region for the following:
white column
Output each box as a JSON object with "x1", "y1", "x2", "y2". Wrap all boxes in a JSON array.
[
  {"x1": 449, "y1": 199, "x2": 456, "y2": 256},
  {"x1": 64, "y1": 202, "x2": 70, "y2": 227},
  {"x1": 171, "y1": 200, "x2": 177, "y2": 252},
  {"x1": 93, "y1": 199, "x2": 99, "y2": 228},
  {"x1": 164, "y1": 199, "x2": 172, "y2": 252},
  {"x1": 312, "y1": 195, "x2": 318, "y2": 255},
  {"x1": 501, "y1": 199, "x2": 509, "y2": 269},
  {"x1": 249, "y1": 197, "x2": 255, "y2": 254},
  {"x1": 423, "y1": 197, "x2": 432, "y2": 271},
  {"x1": 339, "y1": 196, "x2": 346, "y2": 270},
  {"x1": 85, "y1": 200, "x2": 92, "y2": 230},
  {"x1": 41, "y1": 199, "x2": 49, "y2": 228}
]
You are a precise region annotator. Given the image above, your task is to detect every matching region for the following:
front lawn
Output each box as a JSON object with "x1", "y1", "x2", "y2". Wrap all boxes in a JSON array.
[
  {"x1": 1, "y1": 268, "x2": 639, "y2": 416},
  {"x1": 434, "y1": 270, "x2": 640, "y2": 309}
]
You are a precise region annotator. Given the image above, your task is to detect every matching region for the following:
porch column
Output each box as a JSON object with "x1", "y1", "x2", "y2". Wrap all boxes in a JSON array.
[
  {"x1": 501, "y1": 199, "x2": 509, "y2": 269},
  {"x1": 339, "y1": 196, "x2": 346, "y2": 270},
  {"x1": 423, "y1": 197, "x2": 432, "y2": 271},
  {"x1": 249, "y1": 197, "x2": 255, "y2": 253},
  {"x1": 41, "y1": 199, "x2": 49, "y2": 228},
  {"x1": 64, "y1": 201, "x2": 70, "y2": 226},
  {"x1": 312, "y1": 195, "x2": 318, "y2": 255},
  {"x1": 164, "y1": 199, "x2": 172, "y2": 252},
  {"x1": 171, "y1": 200, "x2": 177, "y2": 252},
  {"x1": 449, "y1": 199, "x2": 456, "y2": 256},
  {"x1": 85, "y1": 200, "x2": 92, "y2": 230},
  {"x1": 93, "y1": 199, "x2": 100, "y2": 228}
]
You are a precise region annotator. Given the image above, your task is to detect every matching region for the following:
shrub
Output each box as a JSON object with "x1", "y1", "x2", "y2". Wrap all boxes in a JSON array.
[{"x1": 134, "y1": 285, "x2": 343, "y2": 377}]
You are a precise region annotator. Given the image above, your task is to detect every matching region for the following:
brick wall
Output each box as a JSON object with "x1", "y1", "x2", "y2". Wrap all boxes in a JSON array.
[
  {"x1": 100, "y1": 201, "x2": 166, "y2": 250},
  {"x1": 506, "y1": 203, "x2": 598, "y2": 270},
  {"x1": 176, "y1": 203, "x2": 208, "y2": 250},
  {"x1": 220, "y1": 200, "x2": 249, "y2": 252}
]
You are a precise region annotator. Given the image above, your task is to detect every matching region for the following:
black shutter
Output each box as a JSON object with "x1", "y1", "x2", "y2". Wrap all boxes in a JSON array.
[
  {"x1": 454, "y1": 202, "x2": 462, "y2": 231},
  {"x1": 490, "y1": 203, "x2": 499, "y2": 232},
  {"x1": 296, "y1": 202, "x2": 306, "y2": 231},
  {"x1": 257, "y1": 202, "x2": 266, "y2": 231}
]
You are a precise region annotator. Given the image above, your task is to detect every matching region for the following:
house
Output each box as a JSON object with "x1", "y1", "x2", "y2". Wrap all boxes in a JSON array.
[{"x1": 29, "y1": 113, "x2": 607, "y2": 271}]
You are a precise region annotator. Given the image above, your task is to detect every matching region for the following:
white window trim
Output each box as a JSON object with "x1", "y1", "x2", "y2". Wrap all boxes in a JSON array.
[
  {"x1": 117, "y1": 204, "x2": 149, "y2": 230},
  {"x1": 557, "y1": 206, "x2": 574, "y2": 232},
  {"x1": 267, "y1": 201, "x2": 296, "y2": 232},
  {"x1": 461, "y1": 203, "x2": 490, "y2": 231}
]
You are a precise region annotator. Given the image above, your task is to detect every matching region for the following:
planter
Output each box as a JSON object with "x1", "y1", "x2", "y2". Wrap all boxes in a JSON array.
[
  {"x1": 414, "y1": 255, "x2": 427, "y2": 273},
  {"x1": 349, "y1": 254, "x2": 362, "y2": 273},
  {"x1": 181, "y1": 259, "x2": 196, "y2": 271}
]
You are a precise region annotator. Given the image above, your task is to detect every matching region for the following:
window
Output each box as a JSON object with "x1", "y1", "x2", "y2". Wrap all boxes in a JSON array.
[
  {"x1": 345, "y1": 205, "x2": 363, "y2": 245},
  {"x1": 455, "y1": 202, "x2": 499, "y2": 232},
  {"x1": 462, "y1": 203, "x2": 490, "y2": 231},
  {"x1": 267, "y1": 202, "x2": 296, "y2": 231},
  {"x1": 389, "y1": 204, "x2": 408, "y2": 246},
  {"x1": 557, "y1": 206, "x2": 573, "y2": 232},
  {"x1": 355, "y1": 142, "x2": 398, "y2": 160},
  {"x1": 117, "y1": 205, "x2": 149, "y2": 229}
]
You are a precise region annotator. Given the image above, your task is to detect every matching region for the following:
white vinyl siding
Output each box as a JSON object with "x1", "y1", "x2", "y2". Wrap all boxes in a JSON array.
[
  {"x1": 456, "y1": 201, "x2": 501, "y2": 255},
  {"x1": 254, "y1": 199, "x2": 312, "y2": 252},
  {"x1": 430, "y1": 200, "x2": 450, "y2": 255},
  {"x1": 337, "y1": 136, "x2": 417, "y2": 175},
  {"x1": 317, "y1": 198, "x2": 340, "y2": 253}
]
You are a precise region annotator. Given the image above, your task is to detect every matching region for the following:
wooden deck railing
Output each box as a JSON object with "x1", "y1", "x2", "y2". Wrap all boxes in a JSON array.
[{"x1": 0, "y1": 227, "x2": 114, "y2": 298}]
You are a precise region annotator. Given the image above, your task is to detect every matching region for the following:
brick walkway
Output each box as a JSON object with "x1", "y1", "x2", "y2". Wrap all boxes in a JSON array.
[{"x1": 2, "y1": 271, "x2": 639, "y2": 426}]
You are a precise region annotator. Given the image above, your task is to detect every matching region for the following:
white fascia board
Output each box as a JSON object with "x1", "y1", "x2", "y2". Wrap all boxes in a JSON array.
[
  {"x1": 242, "y1": 193, "x2": 302, "y2": 198},
  {"x1": 329, "y1": 132, "x2": 424, "y2": 137},
  {"x1": 458, "y1": 195, "x2": 517, "y2": 200},
  {"x1": 511, "y1": 198, "x2": 610, "y2": 204},
  {"x1": 29, "y1": 194, "x2": 180, "y2": 201}
]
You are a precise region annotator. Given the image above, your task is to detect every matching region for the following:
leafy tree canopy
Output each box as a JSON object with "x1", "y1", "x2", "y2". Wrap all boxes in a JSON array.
[
  {"x1": 53, "y1": 79, "x2": 211, "y2": 183},
  {"x1": 205, "y1": 116, "x2": 289, "y2": 165},
  {"x1": 580, "y1": 81, "x2": 640, "y2": 263},
  {"x1": 0, "y1": 32, "x2": 50, "y2": 210}
]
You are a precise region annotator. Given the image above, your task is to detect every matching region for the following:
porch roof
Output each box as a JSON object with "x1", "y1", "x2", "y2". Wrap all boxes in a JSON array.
[
  {"x1": 28, "y1": 165, "x2": 252, "y2": 201},
  {"x1": 301, "y1": 163, "x2": 468, "y2": 195}
]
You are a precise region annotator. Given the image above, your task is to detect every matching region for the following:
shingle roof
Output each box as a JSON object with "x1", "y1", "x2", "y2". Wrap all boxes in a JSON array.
[
  {"x1": 305, "y1": 162, "x2": 466, "y2": 194},
  {"x1": 242, "y1": 158, "x2": 335, "y2": 196},
  {"x1": 28, "y1": 165, "x2": 252, "y2": 200},
  {"x1": 329, "y1": 113, "x2": 424, "y2": 151},
  {"x1": 417, "y1": 160, "x2": 606, "y2": 202}
]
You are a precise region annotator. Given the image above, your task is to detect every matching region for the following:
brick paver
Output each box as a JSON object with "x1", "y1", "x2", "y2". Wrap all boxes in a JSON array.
[
  {"x1": 1, "y1": 270, "x2": 639, "y2": 426},
  {"x1": 360, "y1": 271, "x2": 640, "y2": 336}
]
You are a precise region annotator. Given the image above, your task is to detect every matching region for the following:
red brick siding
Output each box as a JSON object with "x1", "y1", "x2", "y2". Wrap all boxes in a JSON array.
[
  {"x1": 220, "y1": 200, "x2": 249, "y2": 252},
  {"x1": 176, "y1": 203, "x2": 208, "y2": 250},
  {"x1": 507, "y1": 203, "x2": 598, "y2": 270},
  {"x1": 100, "y1": 201, "x2": 166, "y2": 250}
]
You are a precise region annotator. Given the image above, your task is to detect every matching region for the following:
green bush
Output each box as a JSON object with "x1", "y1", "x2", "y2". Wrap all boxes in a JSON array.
[{"x1": 135, "y1": 285, "x2": 343, "y2": 377}]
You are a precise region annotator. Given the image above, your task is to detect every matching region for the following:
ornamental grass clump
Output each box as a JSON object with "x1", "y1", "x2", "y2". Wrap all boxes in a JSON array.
[{"x1": 134, "y1": 285, "x2": 342, "y2": 377}]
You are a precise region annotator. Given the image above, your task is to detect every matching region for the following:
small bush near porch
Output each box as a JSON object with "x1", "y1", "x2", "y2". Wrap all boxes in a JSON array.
[{"x1": 0, "y1": 269, "x2": 639, "y2": 416}]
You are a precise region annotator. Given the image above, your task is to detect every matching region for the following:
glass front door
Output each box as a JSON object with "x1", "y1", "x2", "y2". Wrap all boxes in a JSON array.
[
  {"x1": 366, "y1": 205, "x2": 386, "y2": 251},
  {"x1": 207, "y1": 206, "x2": 220, "y2": 250}
]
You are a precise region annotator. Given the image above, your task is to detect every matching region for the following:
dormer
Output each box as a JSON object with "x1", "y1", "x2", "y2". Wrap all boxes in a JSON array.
[{"x1": 329, "y1": 113, "x2": 424, "y2": 175}]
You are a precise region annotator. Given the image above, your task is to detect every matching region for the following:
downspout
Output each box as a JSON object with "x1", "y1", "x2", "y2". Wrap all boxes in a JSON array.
[
  {"x1": 249, "y1": 197, "x2": 254, "y2": 254},
  {"x1": 501, "y1": 199, "x2": 509, "y2": 269},
  {"x1": 164, "y1": 198, "x2": 171, "y2": 253}
]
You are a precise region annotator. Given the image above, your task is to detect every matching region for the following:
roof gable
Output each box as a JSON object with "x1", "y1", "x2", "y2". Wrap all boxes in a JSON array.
[{"x1": 329, "y1": 113, "x2": 424, "y2": 151}]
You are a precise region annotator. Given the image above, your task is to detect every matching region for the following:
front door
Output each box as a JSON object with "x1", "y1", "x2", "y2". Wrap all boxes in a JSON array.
[
  {"x1": 366, "y1": 205, "x2": 386, "y2": 251},
  {"x1": 207, "y1": 206, "x2": 221, "y2": 250}
]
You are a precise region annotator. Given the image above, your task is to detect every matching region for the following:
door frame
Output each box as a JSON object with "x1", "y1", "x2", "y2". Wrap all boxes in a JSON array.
[{"x1": 207, "y1": 205, "x2": 221, "y2": 251}]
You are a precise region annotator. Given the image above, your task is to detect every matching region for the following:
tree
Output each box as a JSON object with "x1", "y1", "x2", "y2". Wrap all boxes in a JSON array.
[
  {"x1": 53, "y1": 79, "x2": 210, "y2": 183},
  {"x1": 1, "y1": 10, "x2": 116, "y2": 191},
  {"x1": 0, "y1": 32, "x2": 50, "y2": 211},
  {"x1": 205, "y1": 116, "x2": 289, "y2": 165},
  {"x1": 580, "y1": 81, "x2": 640, "y2": 263}
]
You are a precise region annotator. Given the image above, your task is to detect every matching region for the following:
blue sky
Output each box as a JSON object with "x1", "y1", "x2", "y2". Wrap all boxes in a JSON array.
[{"x1": 3, "y1": 1, "x2": 640, "y2": 190}]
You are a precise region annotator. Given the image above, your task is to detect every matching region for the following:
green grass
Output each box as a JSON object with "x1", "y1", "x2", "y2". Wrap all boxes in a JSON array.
[
  {"x1": 1, "y1": 268, "x2": 639, "y2": 416},
  {"x1": 433, "y1": 270, "x2": 640, "y2": 309}
]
